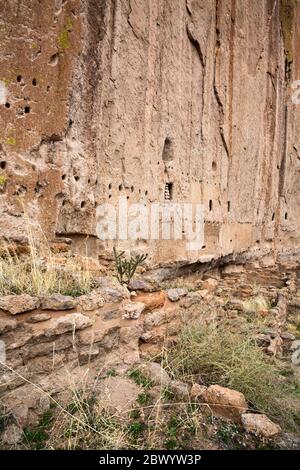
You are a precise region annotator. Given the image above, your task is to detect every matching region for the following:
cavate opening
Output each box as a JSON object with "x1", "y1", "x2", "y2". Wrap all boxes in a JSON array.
[
  {"x1": 209, "y1": 200, "x2": 213, "y2": 211},
  {"x1": 227, "y1": 201, "x2": 231, "y2": 212},
  {"x1": 212, "y1": 161, "x2": 217, "y2": 171},
  {"x1": 32, "y1": 78, "x2": 37, "y2": 86},
  {"x1": 285, "y1": 212, "x2": 288, "y2": 220},
  {"x1": 162, "y1": 137, "x2": 174, "y2": 162},
  {"x1": 0, "y1": 161, "x2": 7, "y2": 169},
  {"x1": 5, "y1": 102, "x2": 10, "y2": 108},
  {"x1": 24, "y1": 106, "x2": 30, "y2": 114},
  {"x1": 17, "y1": 75, "x2": 22, "y2": 83},
  {"x1": 164, "y1": 182, "x2": 173, "y2": 200}
]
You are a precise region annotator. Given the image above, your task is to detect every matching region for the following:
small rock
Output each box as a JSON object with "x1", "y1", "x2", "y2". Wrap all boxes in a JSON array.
[
  {"x1": 167, "y1": 288, "x2": 188, "y2": 302},
  {"x1": 128, "y1": 278, "x2": 159, "y2": 292},
  {"x1": 241, "y1": 413, "x2": 281, "y2": 438},
  {"x1": 291, "y1": 349, "x2": 300, "y2": 365},
  {"x1": 77, "y1": 290, "x2": 105, "y2": 311},
  {"x1": 0, "y1": 294, "x2": 40, "y2": 315},
  {"x1": 281, "y1": 332, "x2": 295, "y2": 341},
  {"x1": 27, "y1": 313, "x2": 51, "y2": 323},
  {"x1": 122, "y1": 301, "x2": 146, "y2": 319},
  {"x1": 255, "y1": 334, "x2": 271, "y2": 346},
  {"x1": 290, "y1": 340, "x2": 300, "y2": 351},
  {"x1": 202, "y1": 385, "x2": 248, "y2": 422},
  {"x1": 190, "y1": 383, "x2": 207, "y2": 400},
  {"x1": 201, "y1": 278, "x2": 218, "y2": 292},
  {"x1": 0, "y1": 317, "x2": 17, "y2": 334},
  {"x1": 133, "y1": 291, "x2": 166, "y2": 311},
  {"x1": 12, "y1": 404, "x2": 29, "y2": 428},
  {"x1": 179, "y1": 292, "x2": 203, "y2": 309},
  {"x1": 138, "y1": 362, "x2": 171, "y2": 387},
  {"x1": 1, "y1": 424, "x2": 23, "y2": 445},
  {"x1": 44, "y1": 313, "x2": 94, "y2": 337},
  {"x1": 78, "y1": 345, "x2": 100, "y2": 365},
  {"x1": 94, "y1": 277, "x2": 130, "y2": 302},
  {"x1": 96, "y1": 376, "x2": 141, "y2": 414},
  {"x1": 41, "y1": 294, "x2": 76, "y2": 311},
  {"x1": 169, "y1": 380, "x2": 190, "y2": 400}
]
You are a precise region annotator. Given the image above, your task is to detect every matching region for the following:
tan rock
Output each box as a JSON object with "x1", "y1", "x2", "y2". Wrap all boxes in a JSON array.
[
  {"x1": 167, "y1": 288, "x2": 188, "y2": 302},
  {"x1": 202, "y1": 385, "x2": 248, "y2": 422},
  {"x1": 77, "y1": 290, "x2": 105, "y2": 311},
  {"x1": 96, "y1": 376, "x2": 141, "y2": 414},
  {"x1": 241, "y1": 413, "x2": 281, "y2": 438},
  {"x1": 138, "y1": 362, "x2": 171, "y2": 387},
  {"x1": 190, "y1": 383, "x2": 207, "y2": 400},
  {"x1": 0, "y1": 295, "x2": 40, "y2": 315},
  {"x1": 0, "y1": 317, "x2": 18, "y2": 333},
  {"x1": 134, "y1": 291, "x2": 166, "y2": 311},
  {"x1": 41, "y1": 294, "x2": 77, "y2": 311},
  {"x1": 201, "y1": 278, "x2": 218, "y2": 292},
  {"x1": 27, "y1": 313, "x2": 51, "y2": 323},
  {"x1": 44, "y1": 313, "x2": 94, "y2": 337},
  {"x1": 169, "y1": 380, "x2": 190, "y2": 400},
  {"x1": 122, "y1": 301, "x2": 146, "y2": 319}
]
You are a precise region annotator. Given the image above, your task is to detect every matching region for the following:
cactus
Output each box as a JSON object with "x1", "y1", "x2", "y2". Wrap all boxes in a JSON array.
[{"x1": 113, "y1": 248, "x2": 148, "y2": 285}]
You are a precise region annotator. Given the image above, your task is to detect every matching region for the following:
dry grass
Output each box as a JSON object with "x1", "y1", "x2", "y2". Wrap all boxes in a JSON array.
[
  {"x1": 0, "y1": 214, "x2": 94, "y2": 297},
  {"x1": 165, "y1": 323, "x2": 300, "y2": 431}
]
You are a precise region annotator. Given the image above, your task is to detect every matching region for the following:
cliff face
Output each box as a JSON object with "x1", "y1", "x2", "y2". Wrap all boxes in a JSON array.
[{"x1": 0, "y1": 0, "x2": 299, "y2": 265}]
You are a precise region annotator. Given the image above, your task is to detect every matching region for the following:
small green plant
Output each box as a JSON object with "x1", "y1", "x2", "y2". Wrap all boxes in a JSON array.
[
  {"x1": 127, "y1": 421, "x2": 144, "y2": 439},
  {"x1": 128, "y1": 370, "x2": 153, "y2": 389},
  {"x1": 216, "y1": 423, "x2": 240, "y2": 445},
  {"x1": 113, "y1": 248, "x2": 148, "y2": 285},
  {"x1": 161, "y1": 387, "x2": 174, "y2": 402},
  {"x1": 0, "y1": 174, "x2": 7, "y2": 187},
  {"x1": 137, "y1": 392, "x2": 151, "y2": 406},
  {"x1": 23, "y1": 408, "x2": 55, "y2": 449}
]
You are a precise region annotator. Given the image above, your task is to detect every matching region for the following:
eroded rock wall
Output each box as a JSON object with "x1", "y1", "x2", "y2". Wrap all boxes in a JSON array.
[{"x1": 0, "y1": 0, "x2": 299, "y2": 265}]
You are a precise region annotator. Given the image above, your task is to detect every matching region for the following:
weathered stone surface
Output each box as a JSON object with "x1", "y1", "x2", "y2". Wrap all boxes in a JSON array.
[
  {"x1": 77, "y1": 290, "x2": 105, "y2": 311},
  {"x1": 201, "y1": 278, "x2": 219, "y2": 292},
  {"x1": 0, "y1": 295, "x2": 40, "y2": 315},
  {"x1": 41, "y1": 294, "x2": 76, "y2": 311},
  {"x1": 179, "y1": 292, "x2": 203, "y2": 309},
  {"x1": 241, "y1": 413, "x2": 281, "y2": 438},
  {"x1": 78, "y1": 344, "x2": 101, "y2": 365},
  {"x1": 169, "y1": 380, "x2": 190, "y2": 400},
  {"x1": 167, "y1": 288, "x2": 188, "y2": 302},
  {"x1": 96, "y1": 376, "x2": 141, "y2": 414},
  {"x1": 134, "y1": 291, "x2": 166, "y2": 311},
  {"x1": 190, "y1": 383, "x2": 208, "y2": 400},
  {"x1": 138, "y1": 362, "x2": 171, "y2": 387},
  {"x1": 290, "y1": 340, "x2": 300, "y2": 351},
  {"x1": 94, "y1": 278, "x2": 129, "y2": 303},
  {"x1": 202, "y1": 385, "x2": 248, "y2": 422},
  {"x1": 128, "y1": 278, "x2": 159, "y2": 292},
  {"x1": 122, "y1": 301, "x2": 145, "y2": 320},
  {"x1": 1, "y1": 424, "x2": 23, "y2": 445},
  {"x1": 27, "y1": 313, "x2": 51, "y2": 323},
  {"x1": 44, "y1": 313, "x2": 93, "y2": 337},
  {"x1": 0, "y1": 317, "x2": 17, "y2": 334}
]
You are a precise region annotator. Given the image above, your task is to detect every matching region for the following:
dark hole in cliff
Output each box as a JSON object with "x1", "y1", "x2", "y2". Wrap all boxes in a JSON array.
[
  {"x1": 285, "y1": 212, "x2": 288, "y2": 220},
  {"x1": 62, "y1": 174, "x2": 66, "y2": 180},
  {"x1": 227, "y1": 201, "x2": 230, "y2": 212},
  {"x1": 209, "y1": 200, "x2": 213, "y2": 211},
  {"x1": 5, "y1": 102, "x2": 10, "y2": 108},
  {"x1": 108, "y1": 183, "x2": 112, "y2": 190},
  {"x1": 74, "y1": 176, "x2": 80, "y2": 181},
  {"x1": 118, "y1": 184, "x2": 122, "y2": 191},
  {"x1": 49, "y1": 53, "x2": 59, "y2": 66},
  {"x1": 164, "y1": 182, "x2": 173, "y2": 200},
  {"x1": 17, "y1": 75, "x2": 22, "y2": 83},
  {"x1": 212, "y1": 161, "x2": 217, "y2": 171},
  {"x1": 145, "y1": 190, "x2": 148, "y2": 196},
  {"x1": 0, "y1": 161, "x2": 7, "y2": 169},
  {"x1": 81, "y1": 201, "x2": 85, "y2": 208},
  {"x1": 32, "y1": 78, "x2": 37, "y2": 86},
  {"x1": 131, "y1": 186, "x2": 134, "y2": 192},
  {"x1": 272, "y1": 212, "x2": 275, "y2": 221},
  {"x1": 162, "y1": 137, "x2": 174, "y2": 162},
  {"x1": 24, "y1": 106, "x2": 30, "y2": 114}
]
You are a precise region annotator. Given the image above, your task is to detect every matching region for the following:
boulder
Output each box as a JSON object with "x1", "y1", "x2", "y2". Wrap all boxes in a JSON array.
[
  {"x1": 138, "y1": 362, "x2": 171, "y2": 387},
  {"x1": 167, "y1": 288, "x2": 188, "y2": 302},
  {"x1": 202, "y1": 385, "x2": 248, "y2": 422},
  {"x1": 44, "y1": 313, "x2": 94, "y2": 337},
  {"x1": 241, "y1": 413, "x2": 281, "y2": 438},
  {"x1": 41, "y1": 294, "x2": 76, "y2": 310},
  {"x1": 179, "y1": 292, "x2": 203, "y2": 309},
  {"x1": 122, "y1": 301, "x2": 146, "y2": 319},
  {"x1": 0, "y1": 294, "x2": 40, "y2": 315}
]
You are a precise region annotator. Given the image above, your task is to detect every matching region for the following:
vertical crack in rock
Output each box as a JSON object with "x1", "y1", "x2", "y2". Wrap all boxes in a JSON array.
[{"x1": 186, "y1": 22, "x2": 205, "y2": 68}]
